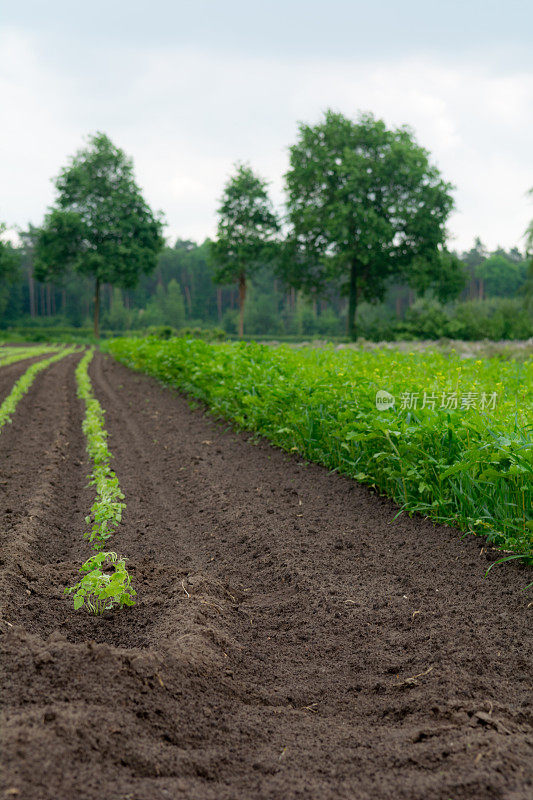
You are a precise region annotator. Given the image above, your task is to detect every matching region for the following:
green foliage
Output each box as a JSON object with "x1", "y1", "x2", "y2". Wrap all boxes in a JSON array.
[
  {"x1": 0, "y1": 226, "x2": 22, "y2": 319},
  {"x1": 446, "y1": 298, "x2": 533, "y2": 340},
  {"x1": 75, "y1": 350, "x2": 125, "y2": 549},
  {"x1": 284, "y1": 111, "x2": 456, "y2": 338},
  {"x1": 67, "y1": 349, "x2": 135, "y2": 615},
  {"x1": 103, "y1": 288, "x2": 133, "y2": 332},
  {"x1": 142, "y1": 279, "x2": 186, "y2": 328},
  {"x1": 210, "y1": 164, "x2": 279, "y2": 336},
  {"x1": 106, "y1": 337, "x2": 533, "y2": 559},
  {"x1": 476, "y1": 254, "x2": 527, "y2": 298},
  {"x1": 0, "y1": 347, "x2": 74, "y2": 430},
  {"x1": 64, "y1": 551, "x2": 136, "y2": 615},
  {"x1": 0, "y1": 345, "x2": 58, "y2": 367},
  {"x1": 35, "y1": 133, "x2": 164, "y2": 336},
  {"x1": 146, "y1": 324, "x2": 177, "y2": 339},
  {"x1": 3, "y1": 221, "x2": 530, "y2": 341}
]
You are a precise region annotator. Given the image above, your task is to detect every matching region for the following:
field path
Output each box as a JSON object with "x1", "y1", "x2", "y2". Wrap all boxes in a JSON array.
[{"x1": 1, "y1": 351, "x2": 532, "y2": 800}]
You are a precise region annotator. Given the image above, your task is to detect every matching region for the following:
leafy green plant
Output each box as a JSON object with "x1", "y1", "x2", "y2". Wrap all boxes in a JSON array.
[
  {"x1": 76, "y1": 349, "x2": 125, "y2": 549},
  {"x1": 68, "y1": 347, "x2": 135, "y2": 615},
  {"x1": 0, "y1": 347, "x2": 74, "y2": 430},
  {"x1": 105, "y1": 336, "x2": 532, "y2": 561},
  {"x1": 64, "y1": 551, "x2": 136, "y2": 614}
]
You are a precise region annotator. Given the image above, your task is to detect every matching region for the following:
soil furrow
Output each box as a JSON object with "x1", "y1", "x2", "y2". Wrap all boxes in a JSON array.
[
  {"x1": 89, "y1": 352, "x2": 532, "y2": 800},
  {"x1": 1, "y1": 351, "x2": 531, "y2": 800},
  {"x1": 0, "y1": 352, "x2": 90, "y2": 629},
  {"x1": 0, "y1": 353, "x2": 57, "y2": 405}
]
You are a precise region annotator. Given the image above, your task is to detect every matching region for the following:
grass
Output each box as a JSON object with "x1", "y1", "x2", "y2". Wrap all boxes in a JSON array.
[
  {"x1": 105, "y1": 337, "x2": 533, "y2": 559},
  {"x1": 0, "y1": 347, "x2": 75, "y2": 430}
]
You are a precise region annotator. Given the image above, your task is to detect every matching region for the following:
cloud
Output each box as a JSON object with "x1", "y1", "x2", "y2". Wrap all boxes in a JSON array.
[{"x1": 1, "y1": 26, "x2": 532, "y2": 252}]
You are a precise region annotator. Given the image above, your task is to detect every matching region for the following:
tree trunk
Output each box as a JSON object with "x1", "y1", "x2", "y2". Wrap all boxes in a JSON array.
[
  {"x1": 347, "y1": 259, "x2": 358, "y2": 340},
  {"x1": 94, "y1": 277, "x2": 101, "y2": 338},
  {"x1": 238, "y1": 272, "x2": 246, "y2": 338}
]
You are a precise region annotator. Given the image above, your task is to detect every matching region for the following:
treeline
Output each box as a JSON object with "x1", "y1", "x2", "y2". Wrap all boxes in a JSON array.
[
  {"x1": 1, "y1": 117, "x2": 532, "y2": 341},
  {"x1": 1, "y1": 233, "x2": 532, "y2": 340}
]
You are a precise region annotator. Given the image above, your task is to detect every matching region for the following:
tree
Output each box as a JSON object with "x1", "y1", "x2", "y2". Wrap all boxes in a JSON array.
[
  {"x1": 284, "y1": 111, "x2": 455, "y2": 339},
  {"x1": 142, "y1": 279, "x2": 186, "y2": 328},
  {"x1": 104, "y1": 288, "x2": 132, "y2": 331},
  {"x1": 209, "y1": 164, "x2": 279, "y2": 337},
  {"x1": 0, "y1": 225, "x2": 21, "y2": 323},
  {"x1": 475, "y1": 253, "x2": 524, "y2": 298},
  {"x1": 35, "y1": 133, "x2": 164, "y2": 336}
]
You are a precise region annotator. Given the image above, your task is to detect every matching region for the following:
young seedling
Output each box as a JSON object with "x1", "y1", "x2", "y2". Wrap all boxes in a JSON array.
[
  {"x1": 76, "y1": 350, "x2": 126, "y2": 549},
  {"x1": 64, "y1": 551, "x2": 136, "y2": 615}
]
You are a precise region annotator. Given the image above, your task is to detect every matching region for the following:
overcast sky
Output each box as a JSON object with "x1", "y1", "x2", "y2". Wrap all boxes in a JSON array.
[{"x1": 1, "y1": 0, "x2": 532, "y2": 252}]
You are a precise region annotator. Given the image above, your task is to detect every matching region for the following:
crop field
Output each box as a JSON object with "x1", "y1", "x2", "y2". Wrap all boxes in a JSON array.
[
  {"x1": 0, "y1": 344, "x2": 60, "y2": 368},
  {"x1": 1, "y1": 343, "x2": 532, "y2": 800},
  {"x1": 107, "y1": 337, "x2": 533, "y2": 556}
]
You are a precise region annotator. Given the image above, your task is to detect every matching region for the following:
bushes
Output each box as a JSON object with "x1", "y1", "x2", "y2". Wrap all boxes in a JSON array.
[
  {"x1": 394, "y1": 298, "x2": 533, "y2": 342},
  {"x1": 446, "y1": 299, "x2": 533, "y2": 341}
]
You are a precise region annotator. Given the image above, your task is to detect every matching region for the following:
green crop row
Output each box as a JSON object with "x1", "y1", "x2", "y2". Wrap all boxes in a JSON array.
[
  {"x1": 0, "y1": 347, "x2": 75, "y2": 430},
  {"x1": 65, "y1": 349, "x2": 135, "y2": 614},
  {"x1": 0, "y1": 345, "x2": 59, "y2": 368},
  {"x1": 105, "y1": 337, "x2": 533, "y2": 559}
]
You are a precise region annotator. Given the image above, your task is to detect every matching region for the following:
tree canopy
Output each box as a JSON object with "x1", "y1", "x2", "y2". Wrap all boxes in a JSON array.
[
  {"x1": 209, "y1": 164, "x2": 279, "y2": 337},
  {"x1": 35, "y1": 132, "x2": 164, "y2": 336},
  {"x1": 284, "y1": 111, "x2": 456, "y2": 338}
]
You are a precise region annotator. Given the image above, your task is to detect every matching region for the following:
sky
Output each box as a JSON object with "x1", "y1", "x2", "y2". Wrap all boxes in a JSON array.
[{"x1": 1, "y1": 0, "x2": 532, "y2": 253}]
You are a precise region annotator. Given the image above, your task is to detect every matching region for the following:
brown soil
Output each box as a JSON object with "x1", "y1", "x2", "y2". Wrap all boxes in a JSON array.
[
  {"x1": 0, "y1": 353, "x2": 57, "y2": 405},
  {"x1": 1, "y1": 351, "x2": 531, "y2": 800}
]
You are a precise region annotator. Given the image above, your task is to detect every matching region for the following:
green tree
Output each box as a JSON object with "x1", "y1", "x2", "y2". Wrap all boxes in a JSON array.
[
  {"x1": 0, "y1": 225, "x2": 21, "y2": 323},
  {"x1": 476, "y1": 253, "x2": 523, "y2": 298},
  {"x1": 35, "y1": 133, "x2": 164, "y2": 336},
  {"x1": 162, "y1": 279, "x2": 186, "y2": 327},
  {"x1": 210, "y1": 164, "x2": 279, "y2": 337},
  {"x1": 142, "y1": 279, "x2": 186, "y2": 328},
  {"x1": 104, "y1": 287, "x2": 132, "y2": 331},
  {"x1": 284, "y1": 111, "x2": 455, "y2": 339}
]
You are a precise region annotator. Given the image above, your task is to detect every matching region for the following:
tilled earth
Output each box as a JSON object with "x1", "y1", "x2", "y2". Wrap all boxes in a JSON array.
[{"x1": 0, "y1": 351, "x2": 531, "y2": 800}]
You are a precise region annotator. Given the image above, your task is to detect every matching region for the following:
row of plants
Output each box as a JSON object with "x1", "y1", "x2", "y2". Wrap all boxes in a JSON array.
[
  {"x1": 105, "y1": 337, "x2": 533, "y2": 560},
  {"x1": 0, "y1": 344, "x2": 59, "y2": 367},
  {"x1": 0, "y1": 347, "x2": 75, "y2": 430},
  {"x1": 64, "y1": 349, "x2": 136, "y2": 614}
]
